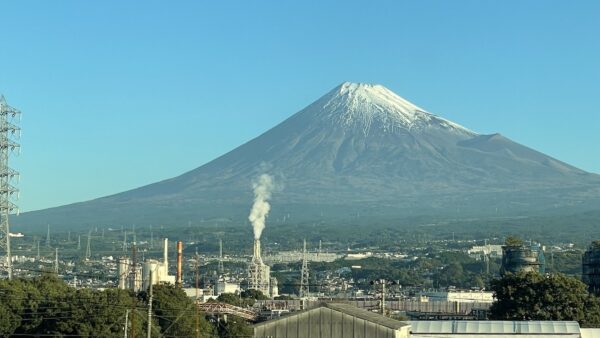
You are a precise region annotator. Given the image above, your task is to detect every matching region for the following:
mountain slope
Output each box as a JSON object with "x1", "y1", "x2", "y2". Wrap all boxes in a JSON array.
[{"x1": 15, "y1": 83, "x2": 600, "y2": 230}]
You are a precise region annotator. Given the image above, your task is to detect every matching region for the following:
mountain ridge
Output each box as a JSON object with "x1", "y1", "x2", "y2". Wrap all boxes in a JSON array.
[{"x1": 14, "y1": 82, "x2": 600, "y2": 230}]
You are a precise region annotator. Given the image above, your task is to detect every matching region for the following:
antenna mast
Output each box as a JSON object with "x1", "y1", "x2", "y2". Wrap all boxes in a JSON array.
[{"x1": 0, "y1": 95, "x2": 20, "y2": 280}]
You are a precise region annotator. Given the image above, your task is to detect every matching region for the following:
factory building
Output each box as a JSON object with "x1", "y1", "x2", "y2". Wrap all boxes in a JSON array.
[
  {"x1": 248, "y1": 239, "x2": 274, "y2": 297},
  {"x1": 118, "y1": 238, "x2": 175, "y2": 291},
  {"x1": 216, "y1": 280, "x2": 241, "y2": 295},
  {"x1": 500, "y1": 242, "x2": 545, "y2": 276},
  {"x1": 253, "y1": 303, "x2": 411, "y2": 338},
  {"x1": 118, "y1": 257, "x2": 142, "y2": 291},
  {"x1": 583, "y1": 241, "x2": 600, "y2": 295}
]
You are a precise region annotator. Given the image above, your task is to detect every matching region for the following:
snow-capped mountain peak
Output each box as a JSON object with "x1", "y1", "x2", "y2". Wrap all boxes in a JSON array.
[{"x1": 307, "y1": 82, "x2": 475, "y2": 136}]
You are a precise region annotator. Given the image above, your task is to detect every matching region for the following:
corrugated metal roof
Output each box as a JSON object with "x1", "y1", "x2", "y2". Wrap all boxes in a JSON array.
[
  {"x1": 411, "y1": 320, "x2": 581, "y2": 334},
  {"x1": 253, "y1": 302, "x2": 410, "y2": 330},
  {"x1": 324, "y1": 303, "x2": 410, "y2": 330}
]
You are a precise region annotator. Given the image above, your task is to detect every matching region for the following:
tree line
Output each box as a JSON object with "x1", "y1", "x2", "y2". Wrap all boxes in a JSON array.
[{"x1": 0, "y1": 274, "x2": 252, "y2": 337}]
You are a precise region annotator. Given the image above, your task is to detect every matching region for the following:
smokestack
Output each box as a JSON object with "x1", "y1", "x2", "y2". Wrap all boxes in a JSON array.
[
  {"x1": 249, "y1": 174, "x2": 274, "y2": 240},
  {"x1": 176, "y1": 241, "x2": 183, "y2": 287},
  {"x1": 163, "y1": 238, "x2": 168, "y2": 272},
  {"x1": 253, "y1": 239, "x2": 262, "y2": 264}
]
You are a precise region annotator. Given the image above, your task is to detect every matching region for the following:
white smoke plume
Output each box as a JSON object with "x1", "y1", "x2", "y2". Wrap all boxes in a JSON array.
[{"x1": 248, "y1": 174, "x2": 274, "y2": 239}]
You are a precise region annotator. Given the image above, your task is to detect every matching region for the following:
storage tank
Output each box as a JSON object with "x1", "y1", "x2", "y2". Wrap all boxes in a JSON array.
[
  {"x1": 118, "y1": 257, "x2": 130, "y2": 289},
  {"x1": 143, "y1": 259, "x2": 160, "y2": 290},
  {"x1": 500, "y1": 242, "x2": 545, "y2": 276},
  {"x1": 583, "y1": 241, "x2": 600, "y2": 295}
]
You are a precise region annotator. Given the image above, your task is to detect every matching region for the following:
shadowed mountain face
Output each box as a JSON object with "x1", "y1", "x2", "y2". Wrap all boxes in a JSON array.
[{"x1": 15, "y1": 83, "x2": 600, "y2": 230}]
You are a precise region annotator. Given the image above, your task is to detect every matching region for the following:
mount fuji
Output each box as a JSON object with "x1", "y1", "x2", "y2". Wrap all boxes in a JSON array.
[{"x1": 16, "y1": 82, "x2": 600, "y2": 230}]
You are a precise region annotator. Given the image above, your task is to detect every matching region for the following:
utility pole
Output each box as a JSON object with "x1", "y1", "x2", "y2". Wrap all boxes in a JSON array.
[
  {"x1": 131, "y1": 244, "x2": 137, "y2": 338},
  {"x1": 371, "y1": 279, "x2": 394, "y2": 316},
  {"x1": 382, "y1": 280, "x2": 386, "y2": 316},
  {"x1": 195, "y1": 253, "x2": 200, "y2": 338},
  {"x1": 147, "y1": 270, "x2": 153, "y2": 338},
  {"x1": 54, "y1": 248, "x2": 59, "y2": 274},
  {"x1": 124, "y1": 309, "x2": 129, "y2": 338}
]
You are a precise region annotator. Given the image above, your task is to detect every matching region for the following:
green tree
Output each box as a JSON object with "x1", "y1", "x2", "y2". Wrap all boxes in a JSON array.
[
  {"x1": 437, "y1": 261, "x2": 465, "y2": 287},
  {"x1": 490, "y1": 272, "x2": 600, "y2": 326},
  {"x1": 240, "y1": 289, "x2": 269, "y2": 301},
  {"x1": 217, "y1": 316, "x2": 253, "y2": 338},
  {"x1": 217, "y1": 293, "x2": 255, "y2": 308},
  {"x1": 151, "y1": 284, "x2": 216, "y2": 337},
  {"x1": 505, "y1": 235, "x2": 524, "y2": 246}
]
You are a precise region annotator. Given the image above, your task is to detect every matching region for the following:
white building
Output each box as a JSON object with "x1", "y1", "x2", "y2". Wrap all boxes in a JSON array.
[
  {"x1": 216, "y1": 280, "x2": 241, "y2": 295},
  {"x1": 182, "y1": 287, "x2": 216, "y2": 303},
  {"x1": 421, "y1": 290, "x2": 494, "y2": 303},
  {"x1": 468, "y1": 245, "x2": 503, "y2": 258}
]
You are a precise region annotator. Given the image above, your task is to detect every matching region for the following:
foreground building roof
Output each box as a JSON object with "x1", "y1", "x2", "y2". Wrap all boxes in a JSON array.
[
  {"x1": 253, "y1": 302, "x2": 410, "y2": 338},
  {"x1": 411, "y1": 320, "x2": 581, "y2": 336}
]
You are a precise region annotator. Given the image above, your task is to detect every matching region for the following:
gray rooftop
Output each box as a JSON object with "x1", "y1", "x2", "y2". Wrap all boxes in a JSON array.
[
  {"x1": 410, "y1": 320, "x2": 581, "y2": 334},
  {"x1": 324, "y1": 303, "x2": 410, "y2": 330},
  {"x1": 253, "y1": 302, "x2": 410, "y2": 331}
]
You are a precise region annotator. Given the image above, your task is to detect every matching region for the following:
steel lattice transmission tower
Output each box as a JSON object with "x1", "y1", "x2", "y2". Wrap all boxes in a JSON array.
[
  {"x1": 85, "y1": 229, "x2": 92, "y2": 260},
  {"x1": 299, "y1": 239, "x2": 310, "y2": 298},
  {"x1": 0, "y1": 95, "x2": 20, "y2": 280},
  {"x1": 218, "y1": 239, "x2": 224, "y2": 274}
]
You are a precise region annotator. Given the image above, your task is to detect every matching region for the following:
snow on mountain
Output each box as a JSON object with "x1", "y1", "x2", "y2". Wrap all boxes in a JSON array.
[{"x1": 306, "y1": 82, "x2": 476, "y2": 136}]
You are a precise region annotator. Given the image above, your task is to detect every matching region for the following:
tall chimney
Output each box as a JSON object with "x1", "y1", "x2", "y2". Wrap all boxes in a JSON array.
[
  {"x1": 163, "y1": 238, "x2": 168, "y2": 273},
  {"x1": 253, "y1": 238, "x2": 262, "y2": 264},
  {"x1": 176, "y1": 241, "x2": 183, "y2": 287}
]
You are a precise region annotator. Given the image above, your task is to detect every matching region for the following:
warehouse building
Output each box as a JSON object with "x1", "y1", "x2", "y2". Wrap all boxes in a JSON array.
[
  {"x1": 253, "y1": 302, "x2": 411, "y2": 338},
  {"x1": 410, "y1": 320, "x2": 583, "y2": 337},
  {"x1": 253, "y1": 304, "x2": 600, "y2": 338}
]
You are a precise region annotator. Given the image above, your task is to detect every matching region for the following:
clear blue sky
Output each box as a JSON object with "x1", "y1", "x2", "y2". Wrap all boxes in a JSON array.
[{"x1": 1, "y1": 1, "x2": 599, "y2": 212}]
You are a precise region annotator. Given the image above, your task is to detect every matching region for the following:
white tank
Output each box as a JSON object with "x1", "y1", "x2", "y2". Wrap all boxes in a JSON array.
[
  {"x1": 143, "y1": 259, "x2": 160, "y2": 290},
  {"x1": 118, "y1": 257, "x2": 130, "y2": 290}
]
